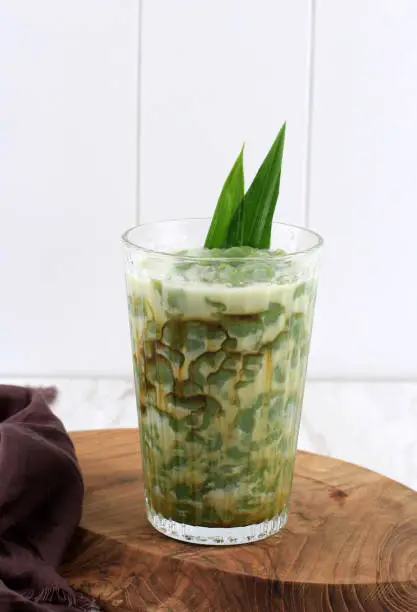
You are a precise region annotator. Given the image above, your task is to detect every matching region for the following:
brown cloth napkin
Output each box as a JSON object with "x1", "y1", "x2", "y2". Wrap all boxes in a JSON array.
[{"x1": 0, "y1": 385, "x2": 96, "y2": 611}]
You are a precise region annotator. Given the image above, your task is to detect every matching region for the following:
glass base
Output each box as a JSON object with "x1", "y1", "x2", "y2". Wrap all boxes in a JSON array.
[{"x1": 146, "y1": 499, "x2": 289, "y2": 546}]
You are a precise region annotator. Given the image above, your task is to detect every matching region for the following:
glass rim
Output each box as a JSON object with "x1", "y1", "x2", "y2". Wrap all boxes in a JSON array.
[{"x1": 121, "y1": 218, "x2": 323, "y2": 263}]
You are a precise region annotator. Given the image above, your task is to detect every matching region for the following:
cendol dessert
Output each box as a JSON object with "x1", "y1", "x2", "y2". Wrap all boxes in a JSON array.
[{"x1": 124, "y1": 122, "x2": 321, "y2": 539}]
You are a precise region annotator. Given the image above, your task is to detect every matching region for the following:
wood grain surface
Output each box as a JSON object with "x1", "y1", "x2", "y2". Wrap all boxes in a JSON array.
[{"x1": 62, "y1": 429, "x2": 417, "y2": 612}]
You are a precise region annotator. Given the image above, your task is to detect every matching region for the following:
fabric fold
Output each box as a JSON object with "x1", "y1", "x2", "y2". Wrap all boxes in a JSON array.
[{"x1": 0, "y1": 385, "x2": 97, "y2": 611}]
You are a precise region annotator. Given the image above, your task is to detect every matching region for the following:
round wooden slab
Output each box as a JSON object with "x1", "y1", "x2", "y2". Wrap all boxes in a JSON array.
[{"x1": 62, "y1": 429, "x2": 417, "y2": 611}]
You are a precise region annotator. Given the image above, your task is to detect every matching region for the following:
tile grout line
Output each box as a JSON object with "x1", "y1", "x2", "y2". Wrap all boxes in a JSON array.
[
  {"x1": 304, "y1": 0, "x2": 317, "y2": 229},
  {"x1": 135, "y1": 0, "x2": 144, "y2": 226}
]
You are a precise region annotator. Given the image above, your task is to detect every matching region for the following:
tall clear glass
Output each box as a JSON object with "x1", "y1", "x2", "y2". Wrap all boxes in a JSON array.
[{"x1": 122, "y1": 220, "x2": 322, "y2": 545}]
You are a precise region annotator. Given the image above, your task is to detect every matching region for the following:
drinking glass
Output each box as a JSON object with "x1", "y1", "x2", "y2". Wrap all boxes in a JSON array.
[{"x1": 122, "y1": 219, "x2": 322, "y2": 545}]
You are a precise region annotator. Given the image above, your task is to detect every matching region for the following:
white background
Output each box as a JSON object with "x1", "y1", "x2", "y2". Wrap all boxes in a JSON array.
[{"x1": 1, "y1": 1, "x2": 417, "y2": 488}]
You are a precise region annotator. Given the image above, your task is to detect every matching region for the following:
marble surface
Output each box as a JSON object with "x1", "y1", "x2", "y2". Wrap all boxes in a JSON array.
[{"x1": 2, "y1": 377, "x2": 416, "y2": 492}]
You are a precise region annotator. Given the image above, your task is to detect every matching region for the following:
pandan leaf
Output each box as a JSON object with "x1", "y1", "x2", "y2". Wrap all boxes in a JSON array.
[
  {"x1": 241, "y1": 122, "x2": 286, "y2": 248},
  {"x1": 204, "y1": 146, "x2": 244, "y2": 249},
  {"x1": 224, "y1": 193, "x2": 245, "y2": 247},
  {"x1": 210, "y1": 122, "x2": 286, "y2": 250}
]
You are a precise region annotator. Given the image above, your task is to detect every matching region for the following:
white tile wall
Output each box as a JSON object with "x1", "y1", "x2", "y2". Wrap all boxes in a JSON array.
[
  {"x1": 0, "y1": 0, "x2": 138, "y2": 377},
  {"x1": 2, "y1": 2, "x2": 416, "y2": 380},
  {"x1": 1, "y1": 2, "x2": 417, "y2": 482},
  {"x1": 308, "y1": 0, "x2": 417, "y2": 378},
  {"x1": 140, "y1": 0, "x2": 312, "y2": 226}
]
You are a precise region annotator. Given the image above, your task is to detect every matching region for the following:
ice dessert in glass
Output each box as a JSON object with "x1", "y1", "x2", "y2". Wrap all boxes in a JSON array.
[{"x1": 123, "y1": 219, "x2": 322, "y2": 545}]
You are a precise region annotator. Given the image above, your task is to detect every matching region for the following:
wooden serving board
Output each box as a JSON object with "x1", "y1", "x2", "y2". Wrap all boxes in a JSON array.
[{"x1": 62, "y1": 429, "x2": 417, "y2": 611}]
